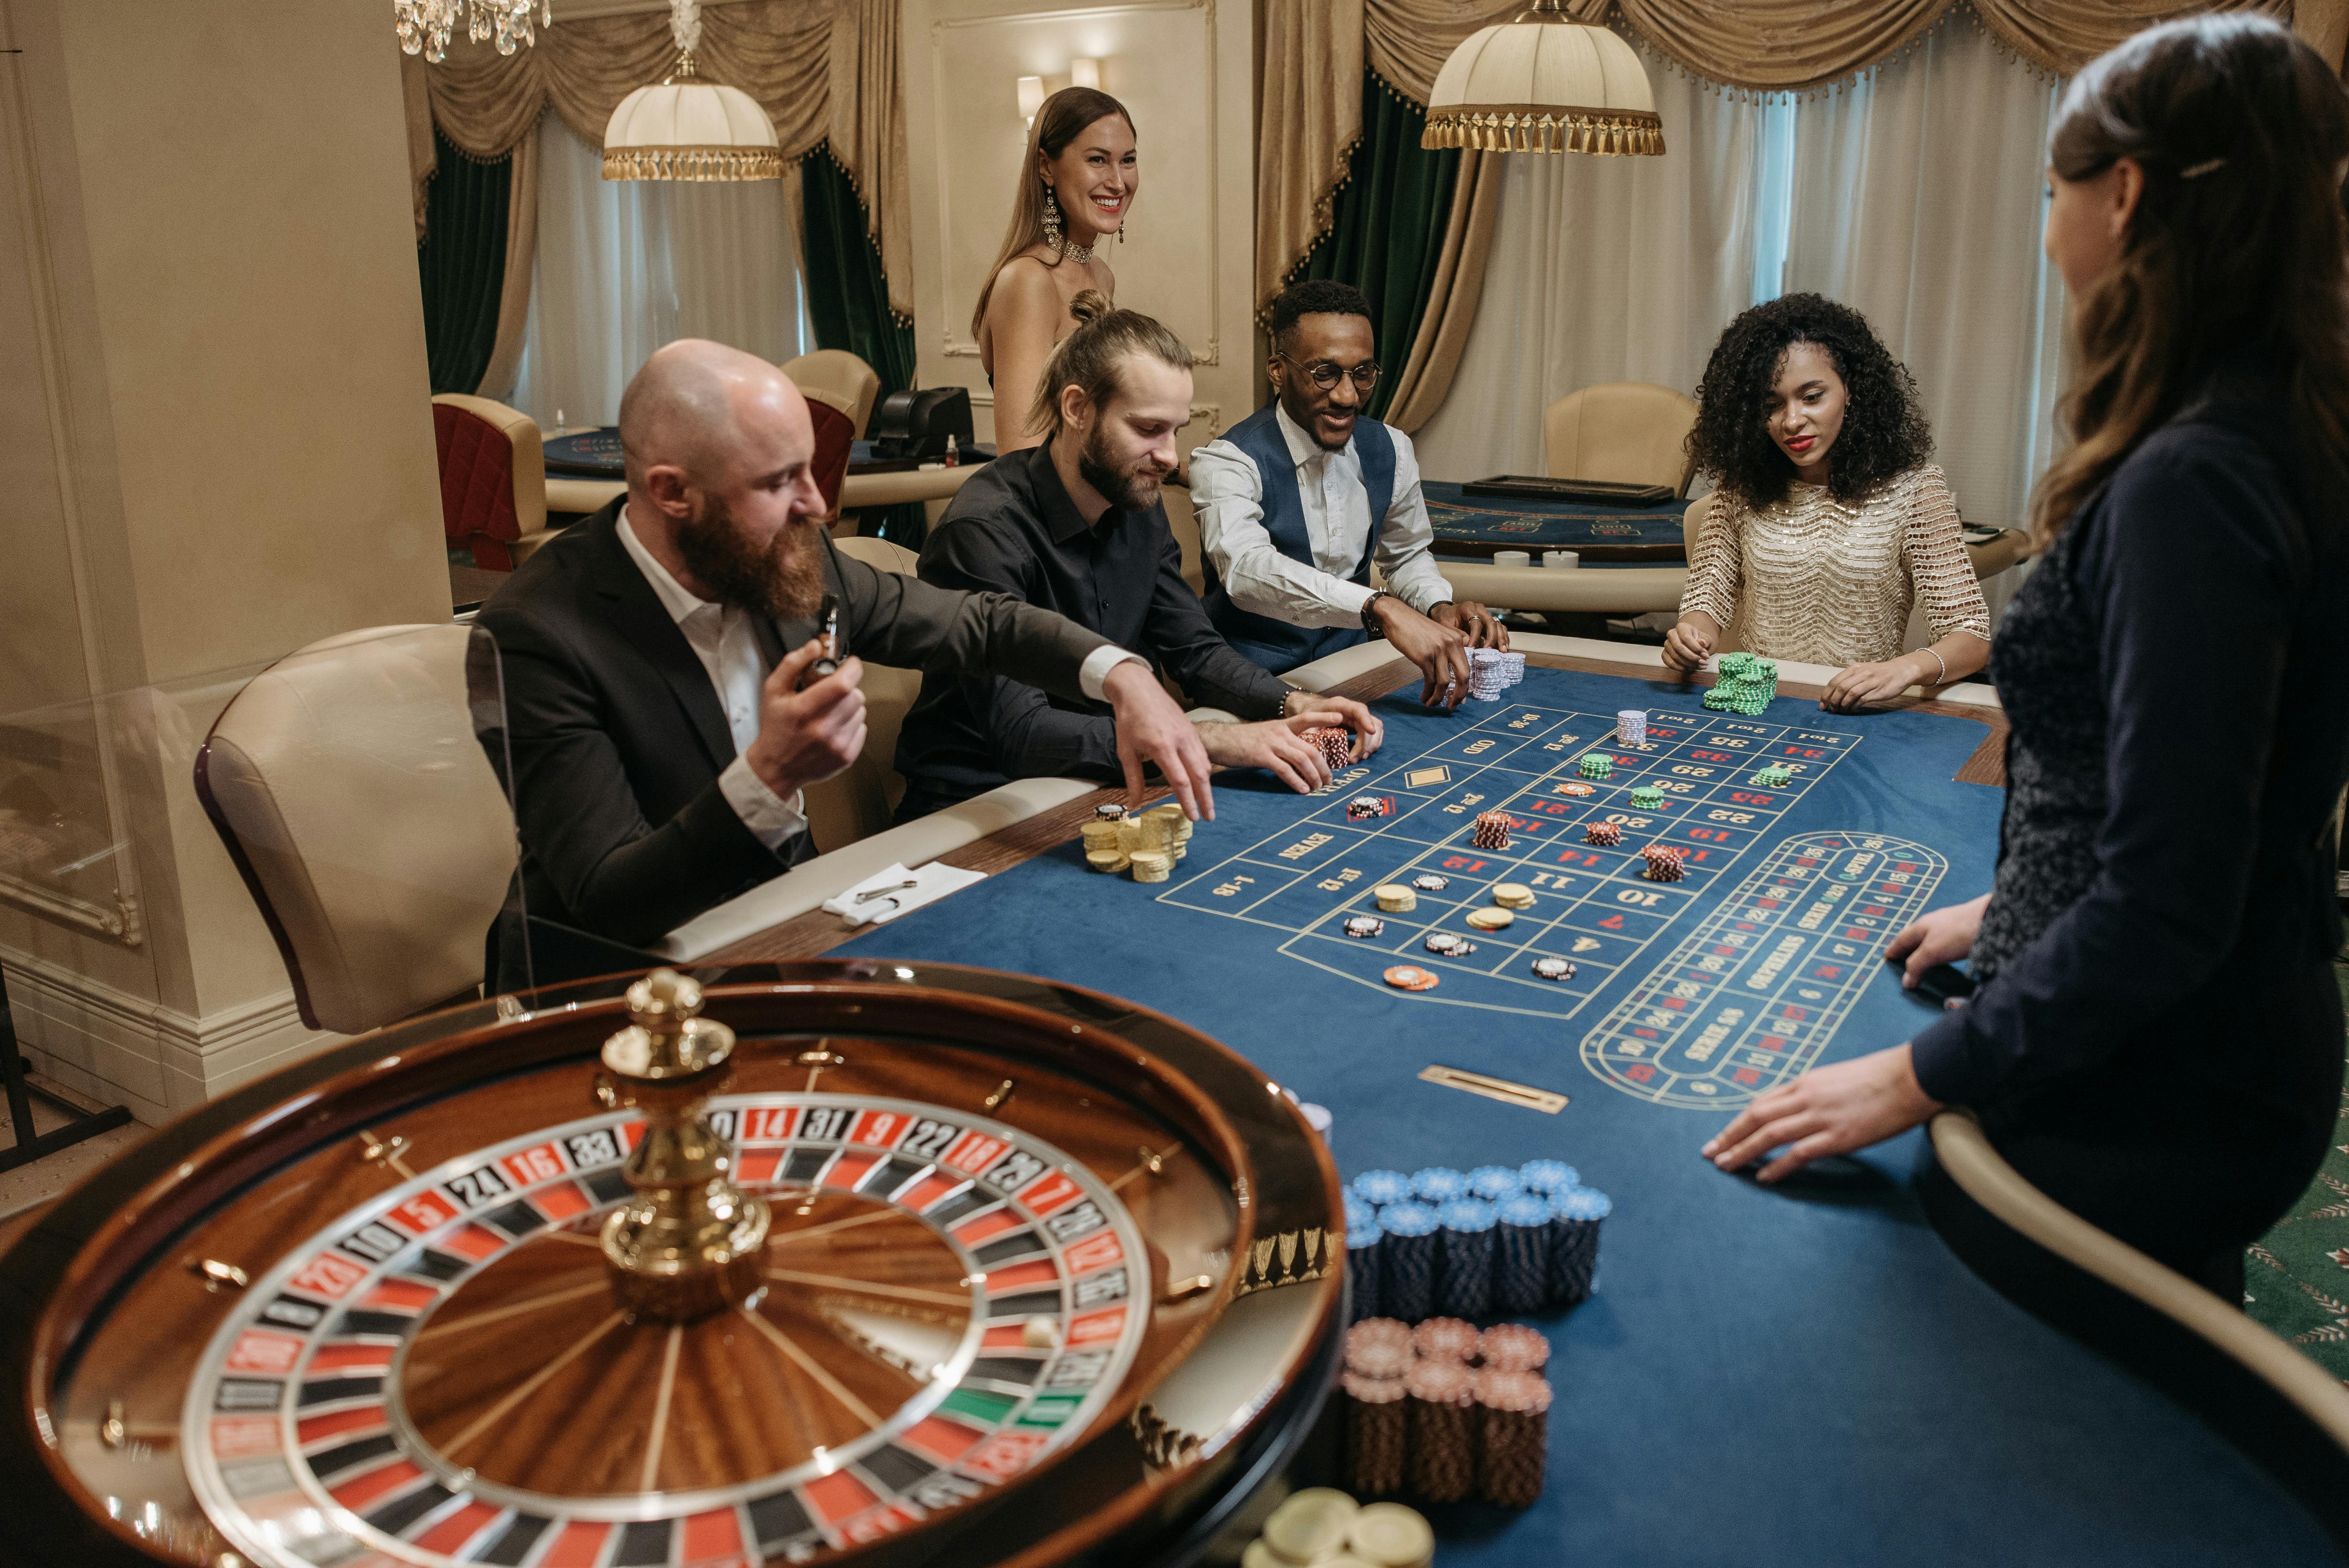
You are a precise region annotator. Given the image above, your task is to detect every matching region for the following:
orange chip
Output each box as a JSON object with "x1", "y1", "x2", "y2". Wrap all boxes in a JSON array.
[{"x1": 1383, "y1": 965, "x2": 1440, "y2": 992}]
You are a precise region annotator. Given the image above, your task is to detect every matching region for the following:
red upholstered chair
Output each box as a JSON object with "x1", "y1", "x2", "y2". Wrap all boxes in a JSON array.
[
  {"x1": 431, "y1": 393, "x2": 553, "y2": 571},
  {"x1": 783, "y1": 350, "x2": 882, "y2": 436},
  {"x1": 800, "y1": 388, "x2": 857, "y2": 520}
]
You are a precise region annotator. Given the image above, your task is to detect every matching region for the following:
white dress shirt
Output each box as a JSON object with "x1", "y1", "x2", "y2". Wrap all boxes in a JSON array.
[
  {"x1": 1188, "y1": 403, "x2": 1455, "y2": 629},
  {"x1": 616, "y1": 509, "x2": 807, "y2": 852}
]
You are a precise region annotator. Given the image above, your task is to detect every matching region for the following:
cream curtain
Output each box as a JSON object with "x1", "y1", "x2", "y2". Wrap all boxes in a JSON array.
[
  {"x1": 1784, "y1": 15, "x2": 2067, "y2": 537},
  {"x1": 407, "y1": 0, "x2": 908, "y2": 322},
  {"x1": 1411, "y1": 61, "x2": 1765, "y2": 481},
  {"x1": 509, "y1": 114, "x2": 810, "y2": 429},
  {"x1": 1260, "y1": 0, "x2": 2301, "y2": 316}
]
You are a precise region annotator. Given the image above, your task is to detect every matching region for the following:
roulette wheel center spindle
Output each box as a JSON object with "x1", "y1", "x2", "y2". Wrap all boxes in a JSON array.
[{"x1": 596, "y1": 968, "x2": 773, "y2": 1322}]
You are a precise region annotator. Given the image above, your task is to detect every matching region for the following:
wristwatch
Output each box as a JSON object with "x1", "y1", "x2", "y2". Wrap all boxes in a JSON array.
[{"x1": 1360, "y1": 589, "x2": 1394, "y2": 637}]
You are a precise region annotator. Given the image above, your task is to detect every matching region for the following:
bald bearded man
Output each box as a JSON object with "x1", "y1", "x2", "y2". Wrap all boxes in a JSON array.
[{"x1": 479, "y1": 340, "x2": 1210, "y2": 967}]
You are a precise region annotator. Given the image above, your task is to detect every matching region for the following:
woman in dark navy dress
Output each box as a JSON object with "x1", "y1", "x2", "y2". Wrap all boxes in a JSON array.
[{"x1": 1700, "y1": 14, "x2": 2349, "y2": 1312}]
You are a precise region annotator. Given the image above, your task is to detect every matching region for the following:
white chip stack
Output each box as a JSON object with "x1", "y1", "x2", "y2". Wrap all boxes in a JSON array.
[
  {"x1": 1244, "y1": 1489, "x2": 1432, "y2": 1568},
  {"x1": 1467, "y1": 647, "x2": 1509, "y2": 701}
]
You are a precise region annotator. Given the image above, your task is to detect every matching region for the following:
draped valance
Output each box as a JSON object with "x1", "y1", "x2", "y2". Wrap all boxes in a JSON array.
[
  {"x1": 405, "y1": 0, "x2": 910, "y2": 322},
  {"x1": 1265, "y1": 0, "x2": 2335, "y2": 312}
]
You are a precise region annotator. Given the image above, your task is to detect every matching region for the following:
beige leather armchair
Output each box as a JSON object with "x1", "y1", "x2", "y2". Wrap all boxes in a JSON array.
[
  {"x1": 804, "y1": 535, "x2": 926, "y2": 850},
  {"x1": 196, "y1": 625, "x2": 517, "y2": 1037},
  {"x1": 1542, "y1": 382, "x2": 1700, "y2": 496},
  {"x1": 431, "y1": 393, "x2": 558, "y2": 570},
  {"x1": 783, "y1": 350, "x2": 884, "y2": 437}
]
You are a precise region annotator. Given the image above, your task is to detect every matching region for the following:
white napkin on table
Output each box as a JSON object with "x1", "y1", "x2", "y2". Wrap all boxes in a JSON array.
[{"x1": 819, "y1": 860, "x2": 987, "y2": 927}]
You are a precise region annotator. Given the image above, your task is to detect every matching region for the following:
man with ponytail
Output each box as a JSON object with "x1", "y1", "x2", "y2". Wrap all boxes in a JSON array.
[{"x1": 894, "y1": 295, "x2": 1386, "y2": 819}]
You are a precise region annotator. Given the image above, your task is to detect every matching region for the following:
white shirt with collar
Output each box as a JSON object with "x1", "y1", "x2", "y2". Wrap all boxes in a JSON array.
[
  {"x1": 615, "y1": 508, "x2": 807, "y2": 852},
  {"x1": 1188, "y1": 402, "x2": 1455, "y2": 630}
]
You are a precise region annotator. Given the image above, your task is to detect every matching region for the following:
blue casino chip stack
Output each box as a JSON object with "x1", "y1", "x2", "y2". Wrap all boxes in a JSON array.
[
  {"x1": 1467, "y1": 1165, "x2": 1522, "y2": 1201},
  {"x1": 1411, "y1": 1167, "x2": 1470, "y2": 1204},
  {"x1": 1492, "y1": 1194, "x2": 1555, "y2": 1313},
  {"x1": 1516, "y1": 1160, "x2": 1579, "y2": 1198},
  {"x1": 1433, "y1": 1199, "x2": 1498, "y2": 1319},
  {"x1": 1377, "y1": 1201, "x2": 1441, "y2": 1321},
  {"x1": 1549, "y1": 1187, "x2": 1613, "y2": 1305},
  {"x1": 1353, "y1": 1169, "x2": 1414, "y2": 1207},
  {"x1": 1344, "y1": 1194, "x2": 1384, "y2": 1323}
]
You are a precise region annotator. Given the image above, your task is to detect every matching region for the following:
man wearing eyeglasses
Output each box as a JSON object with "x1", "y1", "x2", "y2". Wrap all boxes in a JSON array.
[{"x1": 1190, "y1": 279, "x2": 1506, "y2": 708}]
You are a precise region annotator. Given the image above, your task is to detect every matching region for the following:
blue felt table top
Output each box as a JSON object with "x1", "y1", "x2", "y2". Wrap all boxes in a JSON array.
[
  {"x1": 838, "y1": 664, "x2": 2337, "y2": 1567},
  {"x1": 1420, "y1": 480, "x2": 1690, "y2": 561}
]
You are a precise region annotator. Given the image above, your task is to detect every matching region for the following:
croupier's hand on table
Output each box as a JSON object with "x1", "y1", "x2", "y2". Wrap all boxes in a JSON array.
[
  {"x1": 1886, "y1": 894, "x2": 1988, "y2": 998},
  {"x1": 1700, "y1": 1045, "x2": 1943, "y2": 1185}
]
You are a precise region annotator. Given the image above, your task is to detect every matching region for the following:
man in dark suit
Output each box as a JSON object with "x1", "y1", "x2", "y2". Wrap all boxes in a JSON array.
[{"x1": 478, "y1": 340, "x2": 1211, "y2": 959}]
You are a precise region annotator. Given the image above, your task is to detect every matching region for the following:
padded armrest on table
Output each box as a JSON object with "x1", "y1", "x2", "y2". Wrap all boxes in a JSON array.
[
  {"x1": 842, "y1": 466, "x2": 979, "y2": 511},
  {"x1": 655, "y1": 776, "x2": 1097, "y2": 962},
  {"x1": 1434, "y1": 563, "x2": 1689, "y2": 614}
]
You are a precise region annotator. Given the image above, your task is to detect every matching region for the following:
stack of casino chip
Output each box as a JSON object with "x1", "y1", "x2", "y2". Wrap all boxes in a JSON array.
[
  {"x1": 1705, "y1": 650, "x2": 1779, "y2": 715},
  {"x1": 1641, "y1": 843, "x2": 1686, "y2": 882},
  {"x1": 1753, "y1": 763, "x2": 1792, "y2": 788},
  {"x1": 1555, "y1": 779, "x2": 1596, "y2": 798},
  {"x1": 1467, "y1": 647, "x2": 1510, "y2": 701},
  {"x1": 1345, "y1": 1193, "x2": 1383, "y2": 1321},
  {"x1": 1374, "y1": 883, "x2": 1417, "y2": 914},
  {"x1": 1240, "y1": 1481, "x2": 1435, "y2": 1567},
  {"x1": 1470, "y1": 810, "x2": 1512, "y2": 850},
  {"x1": 1433, "y1": 1200, "x2": 1497, "y2": 1318},
  {"x1": 1338, "y1": 1317, "x2": 1555, "y2": 1512},
  {"x1": 1491, "y1": 883, "x2": 1535, "y2": 912},
  {"x1": 1350, "y1": 1163, "x2": 1610, "y2": 1318},
  {"x1": 1501, "y1": 651, "x2": 1526, "y2": 686},
  {"x1": 1375, "y1": 1200, "x2": 1439, "y2": 1320},
  {"x1": 1584, "y1": 820, "x2": 1622, "y2": 847},
  {"x1": 1474, "y1": 1369, "x2": 1553, "y2": 1507},
  {"x1": 1548, "y1": 1187, "x2": 1612, "y2": 1305},
  {"x1": 1616, "y1": 708, "x2": 1649, "y2": 746},
  {"x1": 1302, "y1": 725, "x2": 1354, "y2": 773},
  {"x1": 1578, "y1": 751, "x2": 1613, "y2": 779},
  {"x1": 1628, "y1": 784, "x2": 1664, "y2": 809}
]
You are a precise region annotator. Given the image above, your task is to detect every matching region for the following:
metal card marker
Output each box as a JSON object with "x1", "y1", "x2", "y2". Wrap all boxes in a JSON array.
[{"x1": 1418, "y1": 1064, "x2": 1569, "y2": 1114}]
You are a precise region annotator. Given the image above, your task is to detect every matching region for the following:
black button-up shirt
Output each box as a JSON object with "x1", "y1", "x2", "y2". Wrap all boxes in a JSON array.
[{"x1": 894, "y1": 444, "x2": 1292, "y2": 808}]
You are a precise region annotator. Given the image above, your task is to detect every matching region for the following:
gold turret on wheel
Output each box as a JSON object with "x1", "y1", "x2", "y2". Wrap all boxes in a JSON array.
[{"x1": 596, "y1": 969, "x2": 772, "y2": 1322}]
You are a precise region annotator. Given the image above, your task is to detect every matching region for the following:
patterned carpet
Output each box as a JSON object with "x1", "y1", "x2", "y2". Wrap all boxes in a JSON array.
[{"x1": 2244, "y1": 959, "x2": 2349, "y2": 1382}]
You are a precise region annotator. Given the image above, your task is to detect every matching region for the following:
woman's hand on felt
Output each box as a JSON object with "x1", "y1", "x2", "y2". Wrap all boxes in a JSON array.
[
  {"x1": 1820, "y1": 657, "x2": 1922, "y2": 712},
  {"x1": 1886, "y1": 895, "x2": 1989, "y2": 991},
  {"x1": 1699, "y1": 1045, "x2": 1943, "y2": 1184}
]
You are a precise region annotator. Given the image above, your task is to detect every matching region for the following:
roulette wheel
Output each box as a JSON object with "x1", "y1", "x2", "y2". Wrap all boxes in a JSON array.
[{"x1": 0, "y1": 961, "x2": 1345, "y2": 1568}]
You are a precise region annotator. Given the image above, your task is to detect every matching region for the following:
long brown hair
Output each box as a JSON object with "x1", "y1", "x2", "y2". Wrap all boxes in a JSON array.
[
  {"x1": 970, "y1": 87, "x2": 1136, "y2": 340},
  {"x1": 2035, "y1": 14, "x2": 2349, "y2": 541},
  {"x1": 1028, "y1": 290, "x2": 1192, "y2": 443}
]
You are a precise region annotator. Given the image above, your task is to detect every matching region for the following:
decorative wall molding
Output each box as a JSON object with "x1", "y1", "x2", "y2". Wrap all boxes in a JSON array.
[{"x1": 1, "y1": 944, "x2": 340, "y2": 1126}]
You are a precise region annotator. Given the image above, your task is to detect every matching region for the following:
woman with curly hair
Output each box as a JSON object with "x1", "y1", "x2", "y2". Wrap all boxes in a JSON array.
[
  {"x1": 1701, "y1": 15, "x2": 2349, "y2": 1348},
  {"x1": 1661, "y1": 294, "x2": 1991, "y2": 713}
]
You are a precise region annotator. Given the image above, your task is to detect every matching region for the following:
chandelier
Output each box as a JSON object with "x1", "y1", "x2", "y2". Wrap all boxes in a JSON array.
[
  {"x1": 394, "y1": 0, "x2": 551, "y2": 65},
  {"x1": 603, "y1": 0, "x2": 782, "y2": 182},
  {"x1": 1422, "y1": 0, "x2": 1664, "y2": 156}
]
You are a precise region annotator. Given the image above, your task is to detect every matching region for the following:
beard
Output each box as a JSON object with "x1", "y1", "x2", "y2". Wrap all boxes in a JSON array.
[
  {"x1": 673, "y1": 491, "x2": 824, "y2": 621},
  {"x1": 1077, "y1": 424, "x2": 1170, "y2": 514}
]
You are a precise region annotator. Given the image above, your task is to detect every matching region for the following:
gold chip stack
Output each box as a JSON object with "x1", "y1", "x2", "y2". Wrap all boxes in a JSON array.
[
  {"x1": 1373, "y1": 884, "x2": 1417, "y2": 913},
  {"x1": 1080, "y1": 818, "x2": 1130, "y2": 873},
  {"x1": 1130, "y1": 850, "x2": 1172, "y2": 883},
  {"x1": 1492, "y1": 882, "x2": 1536, "y2": 910}
]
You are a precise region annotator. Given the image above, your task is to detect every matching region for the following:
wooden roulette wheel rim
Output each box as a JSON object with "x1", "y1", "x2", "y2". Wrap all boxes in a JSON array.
[{"x1": 0, "y1": 961, "x2": 1346, "y2": 1568}]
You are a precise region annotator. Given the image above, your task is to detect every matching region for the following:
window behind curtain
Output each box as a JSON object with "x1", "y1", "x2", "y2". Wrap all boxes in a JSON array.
[{"x1": 511, "y1": 112, "x2": 812, "y2": 430}]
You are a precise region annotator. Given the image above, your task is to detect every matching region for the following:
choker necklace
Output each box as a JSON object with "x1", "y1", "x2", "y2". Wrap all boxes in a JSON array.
[{"x1": 1063, "y1": 238, "x2": 1093, "y2": 263}]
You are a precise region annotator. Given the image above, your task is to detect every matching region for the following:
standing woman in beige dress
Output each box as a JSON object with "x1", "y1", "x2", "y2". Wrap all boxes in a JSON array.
[
  {"x1": 1662, "y1": 294, "x2": 1991, "y2": 712},
  {"x1": 974, "y1": 87, "x2": 1138, "y2": 452}
]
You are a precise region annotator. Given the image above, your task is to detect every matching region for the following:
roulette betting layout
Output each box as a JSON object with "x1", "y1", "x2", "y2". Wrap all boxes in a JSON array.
[{"x1": 1, "y1": 967, "x2": 1344, "y2": 1568}]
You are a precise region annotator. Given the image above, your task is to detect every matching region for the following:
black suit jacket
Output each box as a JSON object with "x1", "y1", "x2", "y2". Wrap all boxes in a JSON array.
[{"x1": 477, "y1": 500, "x2": 1110, "y2": 949}]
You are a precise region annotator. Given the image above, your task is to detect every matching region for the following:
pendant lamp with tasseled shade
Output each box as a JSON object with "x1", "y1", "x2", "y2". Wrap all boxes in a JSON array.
[
  {"x1": 1421, "y1": 0, "x2": 1664, "y2": 156},
  {"x1": 603, "y1": 0, "x2": 782, "y2": 182}
]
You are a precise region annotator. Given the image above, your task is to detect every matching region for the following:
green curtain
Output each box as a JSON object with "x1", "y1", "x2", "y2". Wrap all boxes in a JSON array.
[
  {"x1": 1296, "y1": 74, "x2": 1461, "y2": 422},
  {"x1": 803, "y1": 142, "x2": 916, "y2": 396},
  {"x1": 417, "y1": 125, "x2": 511, "y2": 396}
]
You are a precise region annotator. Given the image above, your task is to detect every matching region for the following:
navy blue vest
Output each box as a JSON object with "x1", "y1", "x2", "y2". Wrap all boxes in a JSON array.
[{"x1": 1203, "y1": 404, "x2": 1397, "y2": 674}]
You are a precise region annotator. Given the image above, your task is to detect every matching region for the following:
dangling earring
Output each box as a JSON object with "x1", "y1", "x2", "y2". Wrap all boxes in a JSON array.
[
  {"x1": 1041, "y1": 186, "x2": 1063, "y2": 253},
  {"x1": 1118, "y1": 209, "x2": 1126, "y2": 245}
]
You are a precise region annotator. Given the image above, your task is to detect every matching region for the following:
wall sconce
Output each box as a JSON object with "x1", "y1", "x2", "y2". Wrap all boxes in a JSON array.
[
  {"x1": 1017, "y1": 74, "x2": 1044, "y2": 127},
  {"x1": 1070, "y1": 58, "x2": 1100, "y2": 89}
]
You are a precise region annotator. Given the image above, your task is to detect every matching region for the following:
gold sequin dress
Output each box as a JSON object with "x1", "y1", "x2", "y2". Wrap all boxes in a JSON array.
[{"x1": 1678, "y1": 464, "x2": 1992, "y2": 666}]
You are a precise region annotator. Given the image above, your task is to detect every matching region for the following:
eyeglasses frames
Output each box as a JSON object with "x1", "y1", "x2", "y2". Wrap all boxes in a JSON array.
[{"x1": 1276, "y1": 351, "x2": 1382, "y2": 393}]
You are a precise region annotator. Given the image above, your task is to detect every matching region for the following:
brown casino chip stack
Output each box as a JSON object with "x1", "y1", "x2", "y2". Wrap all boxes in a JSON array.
[
  {"x1": 1403, "y1": 1358, "x2": 1478, "y2": 1503},
  {"x1": 1641, "y1": 843, "x2": 1687, "y2": 882},
  {"x1": 1341, "y1": 1371, "x2": 1410, "y2": 1497},
  {"x1": 1410, "y1": 1316, "x2": 1481, "y2": 1366},
  {"x1": 1478, "y1": 1322, "x2": 1551, "y2": 1375},
  {"x1": 1471, "y1": 810, "x2": 1513, "y2": 850},
  {"x1": 1302, "y1": 725, "x2": 1353, "y2": 772},
  {"x1": 1584, "y1": 820, "x2": 1623, "y2": 847},
  {"x1": 1474, "y1": 1368, "x2": 1553, "y2": 1507}
]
